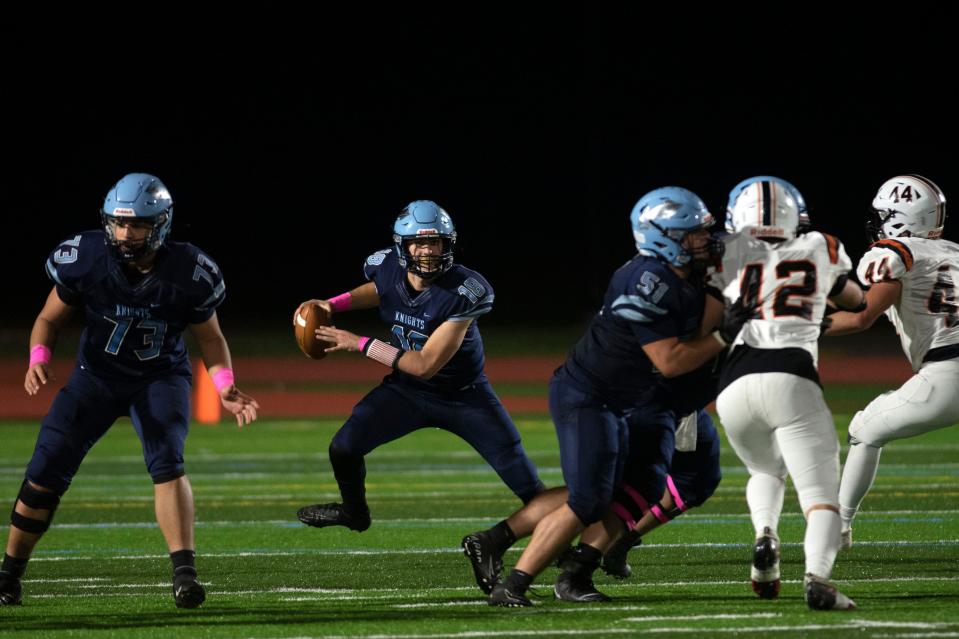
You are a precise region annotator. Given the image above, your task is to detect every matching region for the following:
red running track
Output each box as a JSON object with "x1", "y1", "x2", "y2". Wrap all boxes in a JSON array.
[{"x1": 0, "y1": 355, "x2": 914, "y2": 419}]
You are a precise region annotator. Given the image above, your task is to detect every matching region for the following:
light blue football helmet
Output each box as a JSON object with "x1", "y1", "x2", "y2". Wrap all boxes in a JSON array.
[
  {"x1": 101, "y1": 173, "x2": 174, "y2": 261},
  {"x1": 630, "y1": 187, "x2": 716, "y2": 266},
  {"x1": 725, "y1": 176, "x2": 810, "y2": 240},
  {"x1": 392, "y1": 200, "x2": 457, "y2": 279}
]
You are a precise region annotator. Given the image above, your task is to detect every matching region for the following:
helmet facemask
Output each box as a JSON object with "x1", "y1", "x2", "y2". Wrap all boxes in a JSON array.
[
  {"x1": 101, "y1": 210, "x2": 170, "y2": 262},
  {"x1": 395, "y1": 233, "x2": 456, "y2": 280}
]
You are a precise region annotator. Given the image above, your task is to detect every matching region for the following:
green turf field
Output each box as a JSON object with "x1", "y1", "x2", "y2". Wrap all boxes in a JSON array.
[{"x1": 1, "y1": 393, "x2": 957, "y2": 638}]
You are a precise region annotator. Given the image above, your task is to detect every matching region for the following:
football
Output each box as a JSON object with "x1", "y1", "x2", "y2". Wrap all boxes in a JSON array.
[{"x1": 294, "y1": 303, "x2": 334, "y2": 359}]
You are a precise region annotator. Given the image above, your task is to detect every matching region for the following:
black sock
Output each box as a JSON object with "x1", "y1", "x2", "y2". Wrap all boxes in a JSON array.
[
  {"x1": 576, "y1": 543, "x2": 603, "y2": 568},
  {"x1": 488, "y1": 520, "x2": 517, "y2": 552},
  {"x1": 1, "y1": 554, "x2": 28, "y2": 580},
  {"x1": 504, "y1": 568, "x2": 533, "y2": 595},
  {"x1": 329, "y1": 444, "x2": 368, "y2": 512},
  {"x1": 170, "y1": 549, "x2": 196, "y2": 577},
  {"x1": 559, "y1": 543, "x2": 602, "y2": 577}
]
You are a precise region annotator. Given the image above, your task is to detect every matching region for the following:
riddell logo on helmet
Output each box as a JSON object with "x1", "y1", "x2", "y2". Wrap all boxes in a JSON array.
[
  {"x1": 111, "y1": 208, "x2": 136, "y2": 217},
  {"x1": 416, "y1": 228, "x2": 439, "y2": 235}
]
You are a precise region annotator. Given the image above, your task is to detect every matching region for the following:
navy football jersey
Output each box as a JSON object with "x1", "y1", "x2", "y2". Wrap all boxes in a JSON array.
[
  {"x1": 45, "y1": 231, "x2": 226, "y2": 379},
  {"x1": 363, "y1": 248, "x2": 493, "y2": 391},
  {"x1": 563, "y1": 255, "x2": 707, "y2": 411}
]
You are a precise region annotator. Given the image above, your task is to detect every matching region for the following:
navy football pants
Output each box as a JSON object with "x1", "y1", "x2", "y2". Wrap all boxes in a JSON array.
[
  {"x1": 331, "y1": 376, "x2": 543, "y2": 503},
  {"x1": 26, "y1": 366, "x2": 192, "y2": 494}
]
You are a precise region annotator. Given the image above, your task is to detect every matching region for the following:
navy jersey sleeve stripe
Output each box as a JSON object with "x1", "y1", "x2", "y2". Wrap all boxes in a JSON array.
[
  {"x1": 449, "y1": 299, "x2": 494, "y2": 321},
  {"x1": 195, "y1": 279, "x2": 226, "y2": 311},
  {"x1": 45, "y1": 258, "x2": 67, "y2": 287},
  {"x1": 611, "y1": 294, "x2": 668, "y2": 323}
]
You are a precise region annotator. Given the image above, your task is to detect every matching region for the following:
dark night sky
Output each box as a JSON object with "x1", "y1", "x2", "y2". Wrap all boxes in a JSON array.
[{"x1": 4, "y1": 9, "x2": 957, "y2": 327}]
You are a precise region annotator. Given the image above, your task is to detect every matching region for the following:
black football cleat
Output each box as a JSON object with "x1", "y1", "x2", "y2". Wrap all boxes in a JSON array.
[
  {"x1": 172, "y1": 569, "x2": 206, "y2": 609},
  {"x1": 0, "y1": 576, "x2": 22, "y2": 606},
  {"x1": 804, "y1": 573, "x2": 857, "y2": 610},
  {"x1": 297, "y1": 502, "x2": 371, "y2": 532},
  {"x1": 462, "y1": 531, "x2": 504, "y2": 594},
  {"x1": 554, "y1": 571, "x2": 611, "y2": 603},
  {"x1": 601, "y1": 531, "x2": 641, "y2": 579},
  {"x1": 488, "y1": 582, "x2": 532, "y2": 607},
  {"x1": 751, "y1": 526, "x2": 781, "y2": 600}
]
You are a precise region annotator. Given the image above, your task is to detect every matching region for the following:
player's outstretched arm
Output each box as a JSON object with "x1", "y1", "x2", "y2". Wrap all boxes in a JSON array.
[
  {"x1": 24, "y1": 287, "x2": 75, "y2": 395},
  {"x1": 644, "y1": 295, "x2": 754, "y2": 378},
  {"x1": 642, "y1": 333, "x2": 725, "y2": 379},
  {"x1": 189, "y1": 312, "x2": 260, "y2": 427},
  {"x1": 292, "y1": 282, "x2": 380, "y2": 326},
  {"x1": 826, "y1": 279, "x2": 897, "y2": 336},
  {"x1": 315, "y1": 318, "x2": 471, "y2": 380}
]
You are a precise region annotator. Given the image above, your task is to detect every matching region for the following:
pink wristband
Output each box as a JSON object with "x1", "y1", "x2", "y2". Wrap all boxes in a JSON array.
[
  {"x1": 357, "y1": 336, "x2": 371, "y2": 352},
  {"x1": 211, "y1": 368, "x2": 235, "y2": 392},
  {"x1": 328, "y1": 292, "x2": 353, "y2": 313},
  {"x1": 29, "y1": 345, "x2": 52, "y2": 367}
]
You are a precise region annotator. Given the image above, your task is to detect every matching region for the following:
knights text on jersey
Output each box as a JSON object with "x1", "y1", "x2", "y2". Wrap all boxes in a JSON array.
[
  {"x1": 362, "y1": 248, "x2": 493, "y2": 391},
  {"x1": 45, "y1": 231, "x2": 226, "y2": 379},
  {"x1": 856, "y1": 236, "x2": 959, "y2": 370},
  {"x1": 710, "y1": 231, "x2": 852, "y2": 366},
  {"x1": 562, "y1": 254, "x2": 706, "y2": 410}
]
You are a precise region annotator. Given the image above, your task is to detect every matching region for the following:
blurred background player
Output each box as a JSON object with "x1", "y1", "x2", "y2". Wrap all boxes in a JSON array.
[
  {"x1": 826, "y1": 175, "x2": 959, "y2": 550},
  {"x1": 712, "y1": 176, "x2": 864, "y2": 611},
  {"x1": 0, "y1": 173, "x2": 259, "y2": 608},
  {"x1": 467, "y1": 187, "x2": 750, "y2": 607},
  {"x1": 294, "y1": 200, "x2": 544, "y2": 535}
]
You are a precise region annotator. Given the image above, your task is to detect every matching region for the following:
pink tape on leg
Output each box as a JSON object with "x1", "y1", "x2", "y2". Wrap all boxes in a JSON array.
[
  {"x1": 620, "y1": 482, "x2": 651, "y2": 514},
  {"x1": 666, "y1": 475, "x2": 687, "y2": 512},
  {"x1": 650, "y1": 504, "x2": 670, "y2": 524},
  {"x1": 610, "y1": 503, "x2": 637, "y2": 531}
]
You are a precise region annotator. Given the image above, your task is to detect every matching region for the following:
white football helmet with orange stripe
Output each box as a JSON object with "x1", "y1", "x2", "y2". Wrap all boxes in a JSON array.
[
  {"x1": 726, "y1": 176, "x2": 809, "y2": 241},
  {"x1": 869, "y1": 175, "x2": 946, "y2": 241}
]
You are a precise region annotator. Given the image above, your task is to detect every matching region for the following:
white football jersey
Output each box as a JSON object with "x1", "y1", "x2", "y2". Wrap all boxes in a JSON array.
[
  {"x1": 710, "y1": 231, "x2": 853, "y2": 365},
  {"x1": 856, "y1": 237, "x2": 959, "y2": 371}
]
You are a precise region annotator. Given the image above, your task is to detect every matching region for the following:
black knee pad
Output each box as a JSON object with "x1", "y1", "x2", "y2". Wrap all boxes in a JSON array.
[{"x1": 10, "y1": 480, "x2": 62, "y2": 534}]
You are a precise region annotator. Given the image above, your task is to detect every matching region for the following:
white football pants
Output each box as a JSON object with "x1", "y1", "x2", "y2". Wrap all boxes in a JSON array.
[
  {"x1": 718, "y1": 372, "x2": 842, "y2": 578},
  {"x1": 840, "y1": 359, "x2": 959, "y2": 527}
]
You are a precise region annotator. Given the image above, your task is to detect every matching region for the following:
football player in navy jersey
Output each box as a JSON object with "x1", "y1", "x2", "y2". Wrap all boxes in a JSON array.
[
  {"x1": 0, "y1": 174, "x2": 259, "y2": 609},
  {"x1": 465, "y1": 187, "x2": 752, "y2": 607},
  {"x1": 294, "y1": 201, "x2": 544, "y2": 534}
]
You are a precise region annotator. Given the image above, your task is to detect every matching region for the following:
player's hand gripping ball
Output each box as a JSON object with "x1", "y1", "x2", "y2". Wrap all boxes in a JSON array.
[{"x1": 294, "y1": 303, "x2": 334, "y2": 359}]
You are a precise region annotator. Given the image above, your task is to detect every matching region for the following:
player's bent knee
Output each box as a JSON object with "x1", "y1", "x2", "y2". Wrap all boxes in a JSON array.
[
  {"x1": 329, "y1": 441, "x2": 363, "y2": 464},
  {"x1": 10, "y1": 479, "x2": 63, "y2": 534},
  {"x1": 567, "y1": 496, "x2": 609, "y2": 527},
  {"x1": 519, "y1": 479, "x2": 547, "y2": 504}
]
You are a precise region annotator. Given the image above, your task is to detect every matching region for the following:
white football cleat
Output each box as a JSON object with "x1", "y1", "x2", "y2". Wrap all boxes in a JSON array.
[{"x1": 804, "y1": 573, "x2": 857, "y2": 611}]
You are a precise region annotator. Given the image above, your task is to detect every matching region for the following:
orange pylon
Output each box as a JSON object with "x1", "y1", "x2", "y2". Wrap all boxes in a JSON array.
[{"x1": 193, "y1": 359, "x2": 221, "y2": 424}]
